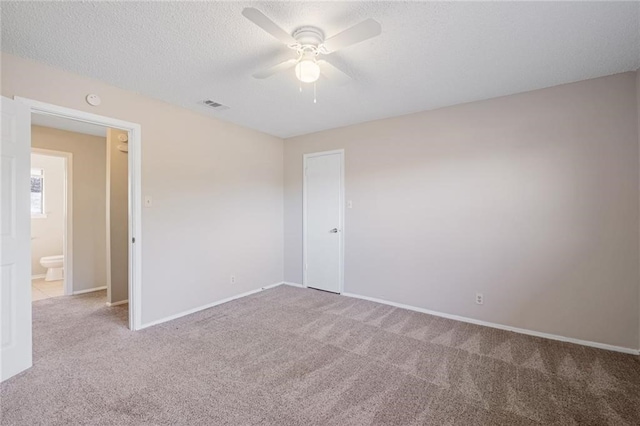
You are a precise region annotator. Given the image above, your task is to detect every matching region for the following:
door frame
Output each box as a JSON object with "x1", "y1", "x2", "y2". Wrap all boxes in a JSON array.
[
  {"x1": 30, "y1": 148, "x2": 73, "y2": 296},
  {"x1": 302, "y1": 149, "x2": 345, "y2": 293},
  {"x1": 16, "y1": 97, "x2": 143, "y2": 331}
]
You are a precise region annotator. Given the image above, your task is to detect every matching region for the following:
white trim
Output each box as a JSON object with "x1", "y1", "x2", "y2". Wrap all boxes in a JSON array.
[
  {"x1": 31, "y1": 148, "x2": 73, "y2": 296},
  {"x1": 302, "y1": 149, "x2": 345, "y2": 294},
  {"x1": 105, "y1": 133, "x2": 112, "y2": 304},
  {"x1": 73, "y1": 286, "x2": 107, "y2": 295},
  {"x1": 31, "y1": 274, "x2": 46, "y2": 280},
  {"x1": 342, "y1": 292, "x2": 640, "y2": 355},
  {"x1": 260, "y1": 282, "x2": 284, "y2": 290},
  {"x1": 106, "y1": 299, "x2": 128, "y2": 307},
  {"x1": 138, "y1": 283, "x2": 284, "y2": 330},
  {"x1": 30, "y1": 167, "x2": 46, "y2": 218},
  {"x1": 16, "y1": 97, "x2": 142, "y2": 331},
  {"x1": 122, "y1": 276, "x2": 640, "y2": 355}
]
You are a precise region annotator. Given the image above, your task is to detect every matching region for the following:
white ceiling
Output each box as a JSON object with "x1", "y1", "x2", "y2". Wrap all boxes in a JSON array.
[
  {"x1": 31, "y1": 114, "x2": 107, "y2": 138},
  {"x1": 2, "y1": 2, "x2": 639, "y2": 138}
]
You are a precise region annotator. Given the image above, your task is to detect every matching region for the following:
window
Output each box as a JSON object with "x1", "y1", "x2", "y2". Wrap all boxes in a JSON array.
[{"x1": 30, "y1": 168, "x2": 45, "y2": 217}]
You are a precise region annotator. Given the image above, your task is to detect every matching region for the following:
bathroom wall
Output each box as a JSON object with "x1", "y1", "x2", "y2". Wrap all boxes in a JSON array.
[
  {"x1": 107, "y1": 129, "x2": 129, "y2": 304},
  {"x1": 31, "y1": 125, "x2": 108, "y2": 293},
  {"x1": 30, "y1": 153, "x2": 65, "y2": 277}
]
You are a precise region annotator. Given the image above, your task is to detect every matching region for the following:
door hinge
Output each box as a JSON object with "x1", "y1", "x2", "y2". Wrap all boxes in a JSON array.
[{"x1": 132, "y1": 237, "x2": 135, "y2": 244}]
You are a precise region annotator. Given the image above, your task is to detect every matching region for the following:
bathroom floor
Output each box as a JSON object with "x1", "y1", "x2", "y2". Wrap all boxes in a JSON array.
[{"x1": 32, "y1": 279, "x2": 64, "y2": 301}]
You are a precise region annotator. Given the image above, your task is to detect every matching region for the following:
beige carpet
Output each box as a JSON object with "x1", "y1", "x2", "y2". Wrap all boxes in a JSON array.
[{"x1": 1, "y1": 285, "x2": 639, "y2": 425}]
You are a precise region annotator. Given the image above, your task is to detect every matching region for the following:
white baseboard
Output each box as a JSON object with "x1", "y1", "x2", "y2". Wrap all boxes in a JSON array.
[
  {"x1": 106, "y1": 299, "x2": 128, "y2": 307},
  {"x1": 342, "y1": 292, "x2": 640, "y2": 355},
  {"x1": 31, "y1": 274, "x2": 46, "y2": 280},
  {"x1": 261, "y1": 282, "x2": 284, "y2": 290},
  {"x1": 132, "y1": 280, "x2": 639, "y2": 356},
  {"x1": 138, "y1": 282, "x2": 285, "y2": 330},
  {"x1": 73, "y1": 286, "x2": 107, "y2": 295}
]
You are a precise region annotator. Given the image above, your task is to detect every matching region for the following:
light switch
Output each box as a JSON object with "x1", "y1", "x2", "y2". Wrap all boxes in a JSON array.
[
  {"x1": 347, "y1": 200, "x2": 353, "y2": 209},
  {"x1": 144, "y1": 195, "x2": 152, "y2": 207}
]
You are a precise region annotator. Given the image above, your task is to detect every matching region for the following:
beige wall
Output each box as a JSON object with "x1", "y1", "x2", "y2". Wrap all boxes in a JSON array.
[
  {"x1": 31, "y1": 126, "x2": 107, "y2": 292},
  {"x1": 2, "y1": 53, "x2": 284, "y2": 324},
  {"x1": 30, "y1": 153, "x2": 65, "y2": 276},
  {"x1": 637, "y1": 69, "x2": 640, "y2": 348},
  {"x1": 284, "y1": 72, "x2": 640, "y2": 350},
  {"x1": 107, "y1": 129, "x2": 128, "y2": 304},
  {"x1": 8, "y1": 51, "x2": 640, "y2": 349}
]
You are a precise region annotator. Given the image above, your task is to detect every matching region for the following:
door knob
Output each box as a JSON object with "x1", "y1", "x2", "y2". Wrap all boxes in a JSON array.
[{"x1": 329, "y1": 228, "x2": 338, "y2": 233}]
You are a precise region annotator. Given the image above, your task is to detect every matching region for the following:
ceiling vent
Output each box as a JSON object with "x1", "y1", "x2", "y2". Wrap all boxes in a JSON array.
[{"x1": 201, "y1": 99, "x2": 229, "y2": 111}]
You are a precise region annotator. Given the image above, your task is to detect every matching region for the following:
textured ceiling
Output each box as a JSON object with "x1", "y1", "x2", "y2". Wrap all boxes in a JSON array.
[{"x1": 2, "y1": 1, "x2": 639, "y2": 138}]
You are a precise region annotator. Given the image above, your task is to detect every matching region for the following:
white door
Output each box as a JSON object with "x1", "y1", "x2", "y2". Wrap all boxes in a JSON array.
[
  {"x1": 1, "y1": 96, "x2": 32, "y2": 382},
  {"x1": 304, "y1": 150, "x2": 344, "y2": 293}
]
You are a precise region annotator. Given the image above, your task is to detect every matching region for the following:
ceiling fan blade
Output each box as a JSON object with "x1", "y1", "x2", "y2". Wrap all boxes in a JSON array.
[
  {"x1": 321, "y1": 19, "x2": 381, "y2": 53},
  {"x1": 242, "y1": 8, "x2": 297, "y2": 46},
  {"x1": 317, "y1": 60, "x2": 352, "y2": 85},
  {"x1": 252, "y1": 58, "x2": 298, "y2": 79}
]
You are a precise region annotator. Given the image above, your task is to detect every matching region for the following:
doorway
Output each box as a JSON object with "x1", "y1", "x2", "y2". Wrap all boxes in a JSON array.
[
  {"x1": 16, "y1": 96, "x2": 143, "y2": 331},
  {"x1": 303, "y1": 149, "x2": 345, "y2": 293},
  {"x1": 30, "y1": 120, "x2": 131, "y2": 310},
  {"x1": 0, "y1": 96, "x2": 142, "y2": 382},
  {"x1": 29, "y1": 148, "x2": 72, "y2": 300}
]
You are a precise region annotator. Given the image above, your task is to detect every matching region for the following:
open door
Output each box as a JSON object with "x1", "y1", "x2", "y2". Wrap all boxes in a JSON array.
[{"x1": 1, "y1": 96, "x2": 32, "y2": 381}]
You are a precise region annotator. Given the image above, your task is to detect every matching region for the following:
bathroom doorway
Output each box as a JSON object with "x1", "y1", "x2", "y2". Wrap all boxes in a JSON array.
[
  {"x1": 29, "y1": 115, "x2": 132, "y2": 310},
  {"x1": 30, "y1": 148, "x2": 72, "y2": 301},
  {"x1": 1, "y1": 96, "x2": 142, "y2": 382}
]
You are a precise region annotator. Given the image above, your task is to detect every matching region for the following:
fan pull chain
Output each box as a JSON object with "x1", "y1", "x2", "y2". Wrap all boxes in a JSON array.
[{"x1": 313, "y1": 82, "x2": 317, "y2": 104}]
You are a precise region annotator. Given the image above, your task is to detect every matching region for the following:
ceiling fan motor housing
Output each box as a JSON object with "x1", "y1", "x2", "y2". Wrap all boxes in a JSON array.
[{"x1": 291, "y1": 26, "x2": 325, "y2": 50}]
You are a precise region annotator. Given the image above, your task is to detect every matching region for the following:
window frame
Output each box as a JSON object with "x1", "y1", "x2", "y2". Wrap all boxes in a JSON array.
[{"x1": 30, "y1": 168, "x2": 46, "y2": 219}]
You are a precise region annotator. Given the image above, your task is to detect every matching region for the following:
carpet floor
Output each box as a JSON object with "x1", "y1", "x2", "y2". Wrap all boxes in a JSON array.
[{"x1": 1, "y1": 285, "x2": 639, "y2": 425}]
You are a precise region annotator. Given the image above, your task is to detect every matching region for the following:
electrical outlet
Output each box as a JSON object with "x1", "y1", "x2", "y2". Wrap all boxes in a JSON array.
[
  {"x1": 475, "y1": 293, "x2": 484, "y2": 305},
  {"x1": 230, "y1": 275, "x2": 236, "y2": 284}
]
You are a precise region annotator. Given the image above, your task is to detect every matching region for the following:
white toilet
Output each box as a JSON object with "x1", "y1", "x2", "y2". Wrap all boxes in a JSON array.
[{"x1": 40, "y1": 255, "x2": 64, "y2": 281}]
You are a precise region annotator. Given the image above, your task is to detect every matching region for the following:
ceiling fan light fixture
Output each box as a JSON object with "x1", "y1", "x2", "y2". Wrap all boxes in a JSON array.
[{"x1": 295, "y1": 59, "x2": 320, "y2": 83}]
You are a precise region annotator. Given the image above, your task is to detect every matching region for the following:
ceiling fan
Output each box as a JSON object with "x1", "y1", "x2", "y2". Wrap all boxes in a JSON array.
[{"x1": 242, "y1": 8, "x2": 381, "y2": 87}]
